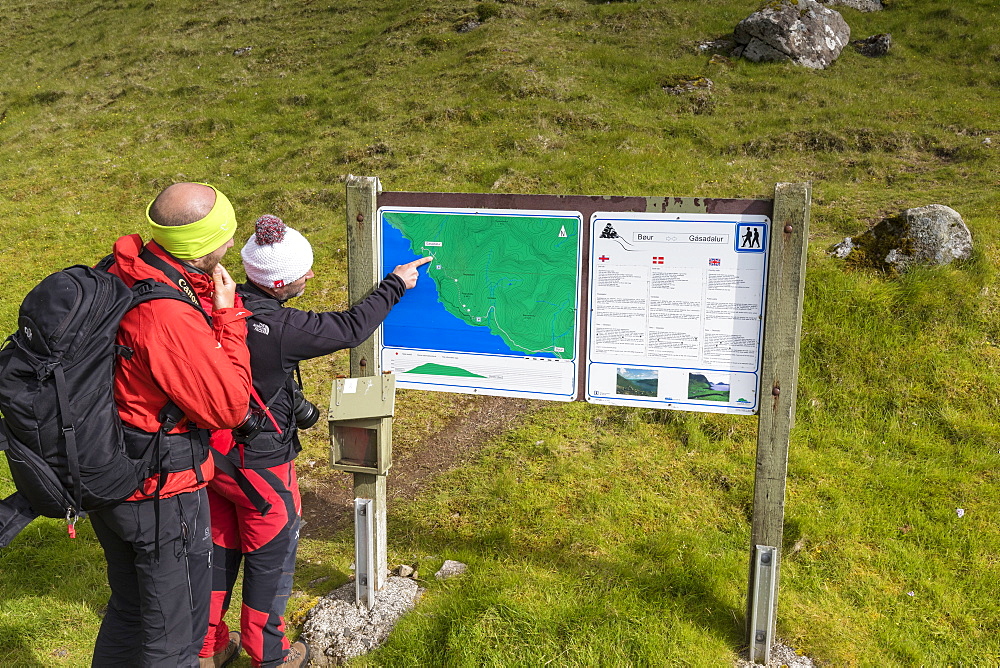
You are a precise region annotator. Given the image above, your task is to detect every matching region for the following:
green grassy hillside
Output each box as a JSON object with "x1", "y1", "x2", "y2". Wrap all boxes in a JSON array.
[{"x1": 1, "y1": 0, "x2": 999, "y2": 665}]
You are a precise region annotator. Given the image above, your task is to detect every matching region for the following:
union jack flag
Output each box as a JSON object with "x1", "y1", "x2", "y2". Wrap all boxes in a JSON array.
[{"x1": 708, "y1": 258, "x2": 721, "y2": 266}]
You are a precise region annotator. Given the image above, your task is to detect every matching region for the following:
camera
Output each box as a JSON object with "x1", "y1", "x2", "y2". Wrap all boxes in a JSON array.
[
  {"x1": 232, "y1": 406, "x2": 267, "y2": 444},
  {"x1": 291, "y1": 386, "x2": 320, "y2": 430}
]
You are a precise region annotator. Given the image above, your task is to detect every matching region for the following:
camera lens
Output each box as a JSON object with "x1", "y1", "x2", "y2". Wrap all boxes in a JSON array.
[
  {"x1": 232, "y1": 407, "x2": 266, "y2": 443},
  {"x1": 292, "y1": 387, "x2": 320, "y2": 430}
]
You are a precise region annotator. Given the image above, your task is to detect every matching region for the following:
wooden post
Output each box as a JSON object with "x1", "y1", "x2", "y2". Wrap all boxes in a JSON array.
[
  {"x1": 345, "y1": 175, "x2": 389, "y2": 591},
  {"x1": 747, "y1": 182, "x2": 811, "y2": 652}
]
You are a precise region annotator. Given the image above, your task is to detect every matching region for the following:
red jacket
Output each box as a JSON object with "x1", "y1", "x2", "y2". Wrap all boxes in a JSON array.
[{"x1": 107, "y1": 235, "x2": 252, "y2": 500}]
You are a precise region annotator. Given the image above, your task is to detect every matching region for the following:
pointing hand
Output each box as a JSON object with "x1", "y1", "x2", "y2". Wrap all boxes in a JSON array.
[{"x1": 392, "y1": 256, "x2": 433, "y2": 289}]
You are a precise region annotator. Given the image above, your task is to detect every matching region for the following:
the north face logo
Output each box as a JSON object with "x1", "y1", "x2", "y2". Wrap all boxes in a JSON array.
[{"x1": 252, "y1": 321, "x2": 270, "y2": 336}]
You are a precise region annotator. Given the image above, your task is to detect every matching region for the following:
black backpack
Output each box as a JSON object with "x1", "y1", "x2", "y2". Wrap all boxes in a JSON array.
[{"x1": 0, "y1": 264, "x2": 197, "y2": 540}]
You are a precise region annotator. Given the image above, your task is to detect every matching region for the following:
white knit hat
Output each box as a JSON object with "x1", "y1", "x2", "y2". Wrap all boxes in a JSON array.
[{"x1": 241, "y1": 215, "x2": 314, "y2": 288}]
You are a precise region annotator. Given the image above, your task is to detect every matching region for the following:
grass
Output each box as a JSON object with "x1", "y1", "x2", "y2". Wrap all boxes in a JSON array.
[{"x1": 1, "y1": 0, "x2": 999, "y2": 664}]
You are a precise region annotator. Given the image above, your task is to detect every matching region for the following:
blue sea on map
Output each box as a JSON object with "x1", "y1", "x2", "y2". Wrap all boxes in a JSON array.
[{"x1": 381, "y1": 220, "x2": 556, "y2": 358}]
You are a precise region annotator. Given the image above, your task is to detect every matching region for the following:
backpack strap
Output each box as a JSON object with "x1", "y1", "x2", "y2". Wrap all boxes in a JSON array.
[
  {"x1": 210, "y1": 451, "x2": 272, "y2": 516},
  {"x1": 139, "y1": 248, "x2": 209, "y2": 314},
  {"x1": 0, "y1": 493, "x2": 39, "y2": 549},
  {"x1": 52, "y1": 364, "x2": 83, "y2": 517},
  {"x1": 94, "y1": 253, "x2": 115, "y2": 272},
  {"x1": 130, "y1": 278, "x2": 211, "y2": 325},
  {"x1": 148, "y1": 401, "x2": 188, "y2": 563}
]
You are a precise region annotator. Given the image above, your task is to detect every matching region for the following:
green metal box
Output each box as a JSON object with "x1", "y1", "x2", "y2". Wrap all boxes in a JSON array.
[{"x1": 328, "y1": 374, "x2": 395, "y2": 475}]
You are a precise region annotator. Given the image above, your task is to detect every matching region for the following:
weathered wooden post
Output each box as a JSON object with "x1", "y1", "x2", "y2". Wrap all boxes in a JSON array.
[
  {"x1": 747, "y1": 182, "x2": 810, "y2": 663},
  {"x1": 343, "y1": 175, "x2": 390, "y2": 598}
]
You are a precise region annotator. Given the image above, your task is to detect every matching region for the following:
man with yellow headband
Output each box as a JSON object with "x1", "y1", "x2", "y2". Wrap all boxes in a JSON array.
[{"x1": 90, "y1": 182, "x2": 254, "y2": 667}]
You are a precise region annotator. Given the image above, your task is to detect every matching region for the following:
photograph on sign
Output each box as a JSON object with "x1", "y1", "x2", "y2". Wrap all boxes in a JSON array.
[
  {"x1": 586, "y1": 212, "x2": 769, "y2": 414},
  {"x1": 379, "y1": 206, "x2": 582, "y2": 400}
]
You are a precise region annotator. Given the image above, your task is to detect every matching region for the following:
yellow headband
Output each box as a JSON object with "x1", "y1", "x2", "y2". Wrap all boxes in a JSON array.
[{"x1": 146, "y1": 183, "x2": 236, "y2": 260}]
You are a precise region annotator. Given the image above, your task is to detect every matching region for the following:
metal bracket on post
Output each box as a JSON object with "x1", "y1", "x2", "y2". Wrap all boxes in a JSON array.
[
  {"x1": 354, "y1": 498, "x2": 375, "y2": 609},
  {"x1": 749, "y1": 545, "x2": 777, "y2": 665}
]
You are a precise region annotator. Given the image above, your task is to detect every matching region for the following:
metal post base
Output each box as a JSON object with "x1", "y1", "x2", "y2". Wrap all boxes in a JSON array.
[
  {"x1": 749, "y1": 544, "x2": 777, "y2": 665},
  {"x1": 355, "y1": 498, "x2": 375, "y2": 609}
]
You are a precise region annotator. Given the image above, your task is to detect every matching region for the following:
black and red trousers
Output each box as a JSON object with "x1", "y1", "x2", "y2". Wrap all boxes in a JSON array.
[{"x1": 199, "y1": 461, "x2": 301, "y2": 668}]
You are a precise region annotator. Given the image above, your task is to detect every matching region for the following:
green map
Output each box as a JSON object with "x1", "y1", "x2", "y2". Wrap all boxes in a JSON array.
[{"x1": 381, "y1": 210, "x2": 579, "y2": 360}]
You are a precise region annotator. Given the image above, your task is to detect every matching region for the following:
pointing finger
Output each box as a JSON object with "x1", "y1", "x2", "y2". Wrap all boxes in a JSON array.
[{"x1": 409, "y1": 256, "x2": 433, "y2": 268}]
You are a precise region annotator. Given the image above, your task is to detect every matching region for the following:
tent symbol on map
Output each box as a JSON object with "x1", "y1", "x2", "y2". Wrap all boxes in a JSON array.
[{"x1": 559, "y1": 225, "x2": 567, "y2": 238}]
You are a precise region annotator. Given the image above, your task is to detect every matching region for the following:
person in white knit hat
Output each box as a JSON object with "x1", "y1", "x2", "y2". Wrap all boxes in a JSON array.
[
  {"x1": 199, "y1": 214, "x2": 429, "y2": 668},
  {"x1": 240, "y1": 214, "x2": 316, "y2": 300}
]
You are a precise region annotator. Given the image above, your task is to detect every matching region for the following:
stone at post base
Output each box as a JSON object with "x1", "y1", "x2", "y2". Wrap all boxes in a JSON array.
[
  {"x1": 435, "y1": 559, "x2": 468, "y2": 580},
  {"x1": 303, "y1": 576, "x2": 425, "y2": 666}
]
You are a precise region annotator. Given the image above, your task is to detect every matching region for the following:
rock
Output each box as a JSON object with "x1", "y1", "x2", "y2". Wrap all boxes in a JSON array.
[
  {"x1": 828, "y1": 237, "x2": 854, "y2": 259},
  {"x1": 455, "y1": 18, "x2": 481, "y2": 33},
  {"x1": 819, "y1": 0, "x2": 883, "y2": 11},
  {"x1": 232, "y1": 46, "x2": 252, "y2": 56},
  {"x1": 733, "y1": 0, "x2": 850, "y2": 70},
  {"x1": 435, "y1": 559, "x2": 468, "y2": 580},
  {"x1": 839, "y1": 205, "x2": 973, "y2": 272},
  {"x1": 302, "y1": 576, "x2": 425, "y2": 666},
  {"x1": 661, "y1": 75, "x2": 713, "y2": 95},
  {"x1": 697, "y1": 38, "x2": 736, "y2": 54},
  {"x1": 852, "y1": 33, "x2": 891, "y2": 57},
  {"x1": 394, "y1": 564, "x2": 415, "y2": 578}
]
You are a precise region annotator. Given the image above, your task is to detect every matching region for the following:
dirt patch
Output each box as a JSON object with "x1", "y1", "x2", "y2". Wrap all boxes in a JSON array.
[{"x1": 300, "y1": 395, "x2": 542, "y2": 539}]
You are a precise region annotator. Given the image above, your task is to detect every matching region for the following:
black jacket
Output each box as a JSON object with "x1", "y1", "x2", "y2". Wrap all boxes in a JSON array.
[{"x1": 231, "y1": 273, "x2": 407, "y2": 468}]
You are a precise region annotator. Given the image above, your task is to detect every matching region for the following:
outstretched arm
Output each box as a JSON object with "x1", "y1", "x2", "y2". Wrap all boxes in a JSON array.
[{"x1": 273, "y1": 255, "x2": 430, "y2": 363}]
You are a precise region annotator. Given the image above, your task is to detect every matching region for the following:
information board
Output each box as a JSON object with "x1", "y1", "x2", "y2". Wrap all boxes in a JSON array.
[
  {"x1": 585, "y1": 212, "x2": 770, "y2": 414},
  {"x1": 379, "y1": 206, "x2": 582, "y2": 400}
]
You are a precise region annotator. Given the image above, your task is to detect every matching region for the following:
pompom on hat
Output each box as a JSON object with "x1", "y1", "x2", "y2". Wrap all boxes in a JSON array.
[{"x1": 241, "y1": 215, "x2": 314, "y2": 288}]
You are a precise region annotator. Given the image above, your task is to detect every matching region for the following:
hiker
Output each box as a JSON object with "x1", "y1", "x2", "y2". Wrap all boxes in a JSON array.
[
  {"x1": 91, "y1": 182, "x2": 254, "y2": 667},
  {"x1": 198, "y1": 214, "x2": 429, "y2": 668}
]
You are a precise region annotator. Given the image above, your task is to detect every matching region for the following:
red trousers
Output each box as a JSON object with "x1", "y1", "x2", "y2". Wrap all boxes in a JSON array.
[{"x1": 199, "y1": 461, "x2": 301, "y2": 668}]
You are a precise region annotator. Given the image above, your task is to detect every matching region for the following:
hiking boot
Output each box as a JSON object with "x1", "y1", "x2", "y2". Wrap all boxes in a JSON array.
[
  {"x1": 200, "y1": 631, "x2": 241, "y2": 667},
  {"x1": 281, "y1": 640, "x2": 311, "y2": 667}
]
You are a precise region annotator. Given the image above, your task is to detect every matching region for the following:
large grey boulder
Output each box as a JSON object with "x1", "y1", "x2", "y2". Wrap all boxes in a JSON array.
[
  {"x1": 819, "y1": 0, "x2": 883, "y2": 11},
  {"x1": 733, "y1": 0, "x2": 851, "y2": 69},
  {"x1": 831, "y1": 205, "x2": 973, "y2": 273}
]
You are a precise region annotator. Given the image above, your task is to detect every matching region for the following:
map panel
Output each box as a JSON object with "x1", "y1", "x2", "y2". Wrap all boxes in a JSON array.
[{"x1": 379, "y1": 206, "x2": 582, "y2": 400}]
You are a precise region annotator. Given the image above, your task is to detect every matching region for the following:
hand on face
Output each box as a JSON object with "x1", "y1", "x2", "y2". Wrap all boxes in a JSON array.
[
  {"x1": 392, "y1": 256, "x2": 433, "y2": 289},
  {"x1": 212, "y1": 264, "x2": 237, "y2": 310}
]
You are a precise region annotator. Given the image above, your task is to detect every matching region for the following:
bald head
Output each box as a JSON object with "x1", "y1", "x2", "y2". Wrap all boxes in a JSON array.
[{"x1": 148, "y1": 182, "x2": 217, "y2": 227}]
